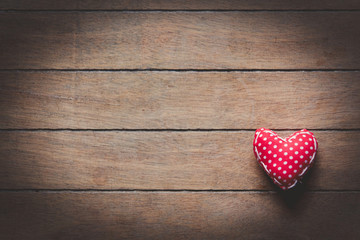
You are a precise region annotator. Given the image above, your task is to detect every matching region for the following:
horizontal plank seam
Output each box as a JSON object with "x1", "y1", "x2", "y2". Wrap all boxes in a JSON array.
[
  {"x1": 1, "y1": 69, "x2": 360, "y2": 72},
  {"x1": 0, "y1": 189, "x2": 358, "y2": 193},
  {"x1": 1, "y1": 10, "x2": 360, "y2": 13},
  {"x1": 0, "y1": 129, "x2": 359, "y2": 132}
]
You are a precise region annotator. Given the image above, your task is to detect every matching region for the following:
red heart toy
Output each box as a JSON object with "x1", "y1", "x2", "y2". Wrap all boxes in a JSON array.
[{"x1": 253, "y1": 128, "x2": 318, "y2": 190}]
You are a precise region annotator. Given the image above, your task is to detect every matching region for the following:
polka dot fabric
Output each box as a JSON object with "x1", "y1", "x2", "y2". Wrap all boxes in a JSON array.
[{"x1": 253, "y1": 128, "x2": 318, "y2": 190}]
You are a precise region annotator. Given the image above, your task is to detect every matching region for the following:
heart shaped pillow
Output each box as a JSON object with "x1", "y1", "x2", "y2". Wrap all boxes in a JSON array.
[{"x1": 253, "y1": 128, "x2": 318, "y2": 190}]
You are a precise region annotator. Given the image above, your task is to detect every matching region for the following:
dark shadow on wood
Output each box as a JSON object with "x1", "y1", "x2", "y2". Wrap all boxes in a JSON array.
[{"x1": 277, "y1": 158, "x2": 316, "y2": 208}]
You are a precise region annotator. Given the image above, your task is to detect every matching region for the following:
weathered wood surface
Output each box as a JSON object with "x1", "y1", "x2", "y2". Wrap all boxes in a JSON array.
[
  {"x1": 0, "y1": 131, "x2": 358, "y2": 190},
  {"x1": 0, "y1": 3, "x2": 359, "y2": 239},
  {"x1": 1, "y1": 0, "x2": 360, "y2": 10},
  {"x1": 1, "y1": 71, "x2": 359, "y2": 129},
  {"x1": 1, "y1": 12, "x2": 360, "y2": 69},
  {"x1": 0, "y1": 192, "x2": 358, "y2": 240}
]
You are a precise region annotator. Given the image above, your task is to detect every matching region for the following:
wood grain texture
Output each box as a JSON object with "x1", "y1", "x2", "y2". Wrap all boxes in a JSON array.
[
  {"x1": 0, "y1": 4, "x2": 358, "y2": 240},
  {"x1": 1, "y1": 71, "x2": 359, "y2": 129},
  {"x1": 1, "y1": 12, "x2": 360, "y2": 69},
  {"x1": 1, "y1": 0, "x2": 360, "y2": 10},
  {"x1": 0, "y1": 131, "x2": 358, "y2": 190},
  {"x1": 0, "y1": 192, "x2": 359, "y2": 239}
]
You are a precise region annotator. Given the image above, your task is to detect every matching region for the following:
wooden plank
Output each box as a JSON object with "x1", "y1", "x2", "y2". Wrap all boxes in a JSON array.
[
  {"x1": 0, "y1": 192, "x2": 358, "y2": 239},
  {"x1": 0, "y1": 131, "x2": 358, "y2": 190},
  {"x1": 1, "y1": 71, "x2": 359, "y2": 129},
  {"x1": 1, "y1": 0, "x2": 360, "y2": 10},
  {"x1": 1, "y1": 12, "x2": 360, "y2": 69}
]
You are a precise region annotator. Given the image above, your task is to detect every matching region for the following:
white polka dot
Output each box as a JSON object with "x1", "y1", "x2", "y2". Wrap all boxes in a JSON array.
[
  {"x1": 279, "y1": 149, "x2": 283, "y2": 152},
  {"x1": 273, "y1": 154, "x2": 277, "y2": 158},
  {"x1": 295, "y1": 160, "x2": 298, "y2": 164},
  {"x1": 289, "y1": 156, "x2": 293, "y2": 160},
  {"x1": 268, "y1": 141, "x2": 272, "y2": 145},
  {"x1": 278, "y1": 158, "x2": 282, "y2": 161},
  {"x1": 283, "y1": 170, "x2": 287, "y2": 174},
  {"x1": 302, "y1": 135, "x2": 306, "y2": 137},
  {"x1": 258, "y1": 143, "x2": 261, "y2": 146},
  {"x1": 294, "y1": 170, "x2": 297, "y2": 173},
  {"x1": 263, "y1": 147, "x2": 266, "y2": 150},
  {"x1": 270, "y1": 134, "x2": 274, "y2": 136},
  {"x1": 263, "y1": 156, "x2": 267, "y2": 159},
  {"x1": 268, "y1": 160, "x2": 272, "y2": 163},
  {"x1": 284, "y1": 144, "x2": 288, "y2": 147},
  {"x1": 309, "y1": 138, "x2": 312, "y2": 141},
  {"x1": 310, "y1": 146, "x2": 313, "y2": 150},
  {"x1": 288, "y1": 174, "x2": 292, "y2": 178},
  {"x1": 299, "y1": 164, "x2": 303, "y2": 168},
  {"x1": 260, "y1": 134, "x2": 263, "y2": 137},
  {"x1": 289, "y1": 140, "x2": 292, "y2": 143},
  {"x1": 263, "y1": 138, "x2": 267, "y2": 141},
  {"x1": 274, "y1": 137, "x2": 278, "y2": 140},
  {"x1": 295, "y1": 151, "x2": 299, "y2": 155},
  {"x1": 273, "y1": 145, "x2": 277, "y2": 148},
  {"x1": 273, "y1": 163, "x2": 277, "y2": 167},
  {"x1": 259, "y1": 152, "x2": 262, "y2": 156},
  {"x1": 290, "y1": 147, "x2": 293, "y2": 151},
  {"x1": 273, "y1": 172, "x2": 276, "y2": 176},
  {"x1": 305, "y1": 142, "x2": 308, "y2": 145},
  {"x1": 279, "y1": 141, "x2": 282, "y2": 143},
  {"x1": 289, "y1": 165, "x2": 293, "y2": 169},
  {"x1": 269, "y1": 169, "x2": 271, "y2": 172},
  {"x1": 268, "y1": 150, "x2": 272, "y2": 154},
  {"x1": 305, "y1": 160, "x2": 308, "y2": 163},
  {"x1": 284, "y1": 152, "x2": 288, "y2": 156},
  {"x1": 299, "y1": 138, "x2": 303, "y2": 141},
  {"x1": 278, "y1": 167, "x2": 282, "y2": 170},
  {"x1": 305, "y1": 151, "x2": 309, "y2": 154},
  {"x1": 278, "y1": 176, "x2": 281, "y2": 179},
  {"x1": 295, "y1": 143, "x2": 298, "y2": 146},
  {"x1": 300, "y1": 146, "x2": 304, "y2": 150},
  {"x1": 284, "y1": 161, "x2": 287, "y2": 165}
]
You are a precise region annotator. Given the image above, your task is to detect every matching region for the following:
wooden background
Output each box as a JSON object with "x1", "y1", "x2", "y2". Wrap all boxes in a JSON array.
[{"x1": 0, "y1": 1, "x2": 359, "y2": 239}]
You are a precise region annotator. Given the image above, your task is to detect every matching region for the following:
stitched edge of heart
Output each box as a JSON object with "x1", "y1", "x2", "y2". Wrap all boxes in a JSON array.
[{"x1": 253, "y1": 129, "x2": 318, "y2": 190}]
